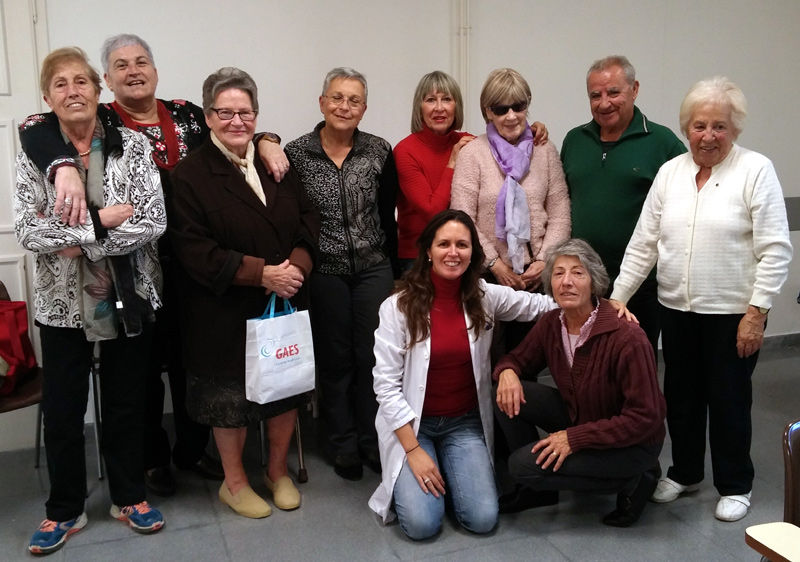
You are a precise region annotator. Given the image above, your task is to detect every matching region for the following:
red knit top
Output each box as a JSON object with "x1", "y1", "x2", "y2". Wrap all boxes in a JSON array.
[
  {"x1": 422, "y1": 271, "x2": 478, "y2": 417},
  {"x1": 395, "y1": 125, "x2": 471, "y2": 258}
]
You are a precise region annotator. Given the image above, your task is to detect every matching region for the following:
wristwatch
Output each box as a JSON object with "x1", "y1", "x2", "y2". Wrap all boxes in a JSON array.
[
  {"x1": 260, "y1": 132, "x2": 281, "y2": 144},
  {"x1": 487, "y1": 257, "x2": 498, "y2": 269},
  {"x1": 757, "y1": 306, "x2": 770, "y2": 315}
]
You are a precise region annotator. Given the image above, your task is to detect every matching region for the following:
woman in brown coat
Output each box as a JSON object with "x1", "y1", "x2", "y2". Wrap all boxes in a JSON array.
[{"x1": 169, "y1": 67, "x2": 319, "y2": 519}]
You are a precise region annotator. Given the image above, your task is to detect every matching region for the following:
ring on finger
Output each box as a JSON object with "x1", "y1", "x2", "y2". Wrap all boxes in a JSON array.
[
  {"x1": 551, "y1": 452, "x2": 557, "y2": 456},
  {"x1": 64, "y1": 198, "x2": 73, "y2": 206},
  {"x1": 423, "y1": 477, "x2": 431, "y2": 484}
]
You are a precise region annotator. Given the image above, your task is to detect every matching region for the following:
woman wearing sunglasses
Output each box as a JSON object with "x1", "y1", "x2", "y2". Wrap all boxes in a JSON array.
[{"x1": 451, "y1": 68, "x2": 570, "y2": 356}]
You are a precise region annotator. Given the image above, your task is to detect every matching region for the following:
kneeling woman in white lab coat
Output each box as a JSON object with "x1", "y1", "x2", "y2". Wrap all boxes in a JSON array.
[{"x1": 369, "y1": 209, "x2": 556, "y2": 539}]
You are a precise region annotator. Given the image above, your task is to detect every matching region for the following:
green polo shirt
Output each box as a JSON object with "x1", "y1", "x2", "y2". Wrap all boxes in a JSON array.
[{"x1": 561, "y1": 106, "x2": 686, "y2": 284}]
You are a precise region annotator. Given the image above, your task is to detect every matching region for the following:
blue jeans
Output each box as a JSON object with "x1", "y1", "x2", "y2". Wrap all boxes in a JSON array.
[{"x1": 393, "y1": 410, "x2": 498, "y2": 540}]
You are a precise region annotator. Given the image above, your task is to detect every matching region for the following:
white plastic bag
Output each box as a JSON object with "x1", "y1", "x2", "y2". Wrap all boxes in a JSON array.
[{"x1": 245, "y1": 294, "x2": 315, "y2": 404}]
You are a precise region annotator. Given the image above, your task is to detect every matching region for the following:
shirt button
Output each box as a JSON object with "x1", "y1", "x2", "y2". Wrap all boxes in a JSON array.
[
  {"x1": 682, "y1": 277, "x2": 686, "y2": 283},
  {"x1": 419, "y1": 385, "x2": 425, "y2": 391}
]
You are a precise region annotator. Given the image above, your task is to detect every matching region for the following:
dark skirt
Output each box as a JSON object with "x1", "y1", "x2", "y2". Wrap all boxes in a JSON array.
[{"x1": 186, "y1": 371, "x2": 307, "y2": 428}]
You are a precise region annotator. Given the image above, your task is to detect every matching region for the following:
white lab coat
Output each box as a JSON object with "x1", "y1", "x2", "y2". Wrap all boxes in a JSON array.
[{"x1": 368, "y1": 280, "x2": 556, "y2": 522}]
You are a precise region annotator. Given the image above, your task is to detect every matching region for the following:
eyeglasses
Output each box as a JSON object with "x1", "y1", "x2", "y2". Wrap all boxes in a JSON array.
[
  {"x1": 489, "y1": 101, "x2": 528, "y2": 116},
  {"x1": 209, "y1": 108, "x2": 258, "y2": 121},
  {"x1": 324, "y1": 94, "x2": 364, "y2": 109}
]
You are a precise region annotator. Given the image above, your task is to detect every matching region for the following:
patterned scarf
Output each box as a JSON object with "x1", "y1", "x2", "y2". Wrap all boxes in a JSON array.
[
  {"x1": 68, "y1": 123, "x2": 152, "y2": 341},
  {"x1": 487, "y1": 122, "x2": 533, "y2": 274}
]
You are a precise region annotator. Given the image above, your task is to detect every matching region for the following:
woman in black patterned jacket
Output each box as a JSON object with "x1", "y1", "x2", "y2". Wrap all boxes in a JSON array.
[{"x1": 285, "y1": 67, "x2": 399, "y2": 481}]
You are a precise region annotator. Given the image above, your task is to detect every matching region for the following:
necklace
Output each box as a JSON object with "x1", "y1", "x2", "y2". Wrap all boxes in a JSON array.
[{"x1": 78, "y1": 148, "x2": 91, "y2": 157}]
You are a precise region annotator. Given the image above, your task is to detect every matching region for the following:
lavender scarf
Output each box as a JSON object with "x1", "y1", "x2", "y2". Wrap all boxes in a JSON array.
[{"x1": 487, "y1": 122, "x2": 533, "y2": 274}]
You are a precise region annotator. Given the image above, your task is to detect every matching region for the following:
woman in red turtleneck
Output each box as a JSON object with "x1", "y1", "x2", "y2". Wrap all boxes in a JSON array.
[
  {"x1": 394, "y1": 72, "x2": 547, "y2": 271},
  {"x1": 368, "y1": 210, "x2": 555, "y2": 539}
]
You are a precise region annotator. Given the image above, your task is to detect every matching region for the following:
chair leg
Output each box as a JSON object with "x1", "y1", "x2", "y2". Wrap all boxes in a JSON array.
[
  {"x1": 259, "y1": 420, "x2": 267, "y2": 467},
  {"x1": 91, "y1": 368, "x2": 104, "y2": 480},
  {"x1": 296, "y1": 417, "x2": 307, "y2": 483},
  {"x1": 34, "y1": 402, "x2": 42, "y2": 468}
]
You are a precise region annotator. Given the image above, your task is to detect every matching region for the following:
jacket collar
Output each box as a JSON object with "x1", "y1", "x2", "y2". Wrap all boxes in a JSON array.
[
  {"x1": 309, "y1": 120, "x2": 365, "y2": 158},
  {"x1": 585, "y1": 299, "x2": 622, "y2": 339},
  {"x1": 100, "y1": 120, "x2": 124, "y2": 158}
]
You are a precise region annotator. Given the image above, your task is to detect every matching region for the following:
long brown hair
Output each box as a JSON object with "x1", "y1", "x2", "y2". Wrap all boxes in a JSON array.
[{"x1": 397, "y1": 210, "x2": 487, "y2": 347}]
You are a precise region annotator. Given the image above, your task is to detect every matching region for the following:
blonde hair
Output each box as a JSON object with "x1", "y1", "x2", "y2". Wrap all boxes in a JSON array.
[
  {"x1": 479, "y1": 68, "x2": 531, "y2": 123},
  {"x1": 410, "y1": 71, "x2": 464, "y2": 133}
]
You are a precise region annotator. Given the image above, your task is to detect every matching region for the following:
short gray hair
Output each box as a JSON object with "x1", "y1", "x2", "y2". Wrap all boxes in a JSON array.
[
  {"x1": 542, "y1": 239, "x2": 609, "y2": 299},
  {"x1": 321, "y1": 67, "x2": 368, "y2": 103},
  {"x1": 679, "y1": 76, "x2": 747, "y2": 139},
  {"x1": 202, "y1": 67, "x2": 259, "y2": 114},
  {"x1": 410, "y1": 71, "x2": 464, "y2": 133},
  {"x1": 586, "y1": 55, "x2": 636, "y2": 90},
  {"x1": 479, "y1": 68, "x2": 531, "y2": 123},
  {"x1": 100, "y1": 33, "x2": 155, "y2": 75}
]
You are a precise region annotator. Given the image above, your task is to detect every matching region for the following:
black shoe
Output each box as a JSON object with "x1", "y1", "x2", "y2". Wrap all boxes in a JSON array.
[
  {"x1": 333, "y1": 453, "x2": 363, "y2": 481},
  {"x1": 602, "y1": 468, "x2": 659, "y2": 527},
  {"x1": 498, "y1": 485, "x2": 559, "y2": 514},
  {"x1": 145, "y1": 466, "x2": 177, "y2": 497},
  {"x1": 361, "y1": 450, "x2": 381, "y2": 474},
  {"x1": 176, "y1": 454, "x2": 225, "y2": 480}
]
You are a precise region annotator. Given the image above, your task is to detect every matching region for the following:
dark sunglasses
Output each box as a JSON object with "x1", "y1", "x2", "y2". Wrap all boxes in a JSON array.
[{"x1": 489, "y1": 101, "x2": 528, "y2": 115}]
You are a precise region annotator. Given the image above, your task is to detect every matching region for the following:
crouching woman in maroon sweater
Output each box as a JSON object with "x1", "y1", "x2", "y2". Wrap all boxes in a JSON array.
[
  {"x1": 369, "y1": 210, "x2": 556, "y2": 540},
  {"x1": 494, "y1": 238, "x2": 666, "y2": 527}
]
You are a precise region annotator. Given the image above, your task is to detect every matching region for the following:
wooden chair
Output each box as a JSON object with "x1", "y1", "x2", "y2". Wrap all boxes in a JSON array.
[
  {"x1": 745, "y1": 418, "x2": 800, "y2": 562},
  {"x1": 784, "y1": 418, "x2": 800, "y2": 526}
]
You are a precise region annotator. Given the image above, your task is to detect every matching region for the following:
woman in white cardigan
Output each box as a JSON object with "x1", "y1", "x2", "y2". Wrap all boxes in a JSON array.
[
  {"x1": 369, "y1": 209, "x2": 556, "y2": 539},
  {"x1": 610, "y1": 77, "x2": 792, "y2": 523}
]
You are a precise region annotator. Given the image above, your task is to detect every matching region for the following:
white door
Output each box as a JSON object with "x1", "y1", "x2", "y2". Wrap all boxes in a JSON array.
[{"x1": 0, "y1": 0, "x2": 49, "y2": 450}]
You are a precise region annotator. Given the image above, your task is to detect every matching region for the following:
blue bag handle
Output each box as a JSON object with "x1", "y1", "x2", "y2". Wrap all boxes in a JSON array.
[{"x1": 258, "y1": 293, "x2": 296, "y2": 319}]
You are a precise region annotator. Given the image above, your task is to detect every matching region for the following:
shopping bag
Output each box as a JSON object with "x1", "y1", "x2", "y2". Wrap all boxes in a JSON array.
[
  {"x1": 245, "y1": 294, "x2": 315, "y2": 404},
  {"x1": 0, "y1": 300, "x2": 38, "y2": 395}
]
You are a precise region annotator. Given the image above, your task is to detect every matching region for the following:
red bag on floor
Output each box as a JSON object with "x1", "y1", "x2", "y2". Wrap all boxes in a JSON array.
[{"x1": 0, "y1": 300, "x2": 38, "y2": 395}]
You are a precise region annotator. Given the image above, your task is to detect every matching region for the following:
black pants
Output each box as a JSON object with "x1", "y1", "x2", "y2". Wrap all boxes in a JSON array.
[
  {"x1": 660, "y1": 306, "x2": 757, "y2": 496},
  {"x1": 494, "y1": 381, "x2": 661, "y2": 494},
  {"x1": 143, "y1": 261, "x2": 209, "y2": 470},
  {"x1": 40, "y1": 323, "x2": 154, "y2": 521},
  {"x1": 310, "y1": 259, "x2": 394, "y2": 457}
]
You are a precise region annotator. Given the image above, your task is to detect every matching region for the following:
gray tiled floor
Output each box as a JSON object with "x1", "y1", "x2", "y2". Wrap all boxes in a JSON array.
[{"x1": 2, "y1": 346, "x2": 797, "y2": 561}]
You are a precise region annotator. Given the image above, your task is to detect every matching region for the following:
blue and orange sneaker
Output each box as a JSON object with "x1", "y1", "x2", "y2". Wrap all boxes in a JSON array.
[
  {"x1": 110, "y1": 501, "x2": 164, "y2": 534},
  {"x1": 28, "y1": 512, "x2": 88, "y2": 555}
]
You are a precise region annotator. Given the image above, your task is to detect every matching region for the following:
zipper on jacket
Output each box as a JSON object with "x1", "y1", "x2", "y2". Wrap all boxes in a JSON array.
[{"x1": 335, "y1": 166, "x2": 358, "y2": 273}]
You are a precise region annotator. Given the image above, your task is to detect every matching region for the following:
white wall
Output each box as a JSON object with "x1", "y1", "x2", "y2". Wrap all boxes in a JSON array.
[{"x1": 2, "y1": 0, "x2": 797, "y2": 451}]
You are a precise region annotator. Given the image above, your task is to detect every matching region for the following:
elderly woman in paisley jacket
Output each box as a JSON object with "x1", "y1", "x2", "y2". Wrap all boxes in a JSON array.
[
  {"x1": 285, "y1": 67, "x2": 399, "y2": 481},
  {"x1": 15, "y1": 47, "x2": 166, "y2": 555}
]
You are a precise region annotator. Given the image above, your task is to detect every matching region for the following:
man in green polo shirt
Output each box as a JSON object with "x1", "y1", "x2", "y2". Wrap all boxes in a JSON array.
[{"x1": 561, "y1": 55, "x2": 686, "y2": 354}]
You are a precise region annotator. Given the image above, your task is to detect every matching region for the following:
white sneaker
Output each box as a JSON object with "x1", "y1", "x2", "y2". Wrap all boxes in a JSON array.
[
  {"x1": 715, "y1": 492, "x2": 751, "y2": 522},
  {"x1": 651, "y1": 477, "x2": 701, "y2": 503}
]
